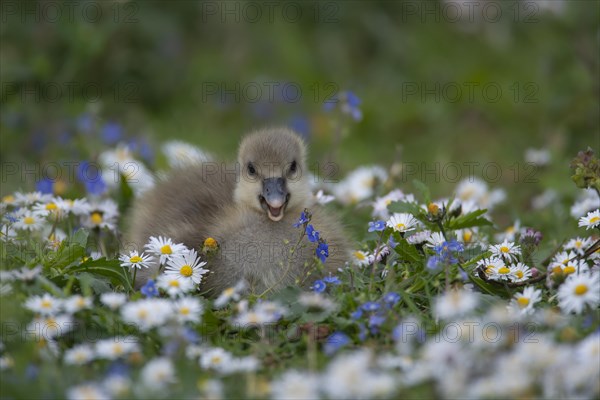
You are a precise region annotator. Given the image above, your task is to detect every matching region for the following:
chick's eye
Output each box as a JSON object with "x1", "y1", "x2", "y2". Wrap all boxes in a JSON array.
[
  {"x1": 247, "y1": 163, "x2": 256, "y2": 176},
  {"x1": 290, "y1": 160, "x2": 297, "y2": 173}
]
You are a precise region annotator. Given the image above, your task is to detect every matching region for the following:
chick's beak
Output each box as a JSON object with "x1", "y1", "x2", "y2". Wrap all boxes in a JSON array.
[{"x1": 260, "y1": 177, "x2": 289, "y2": 222}]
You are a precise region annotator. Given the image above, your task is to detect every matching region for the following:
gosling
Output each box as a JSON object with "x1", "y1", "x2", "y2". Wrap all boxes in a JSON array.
[{"x1": 127, "y1": 128, "x2": 350, "y2": 295}]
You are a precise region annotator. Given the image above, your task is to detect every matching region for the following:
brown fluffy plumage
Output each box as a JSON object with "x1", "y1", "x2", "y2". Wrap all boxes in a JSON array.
[{"x1": 127, "y1": 128, "x2": 350, "y2": 295}]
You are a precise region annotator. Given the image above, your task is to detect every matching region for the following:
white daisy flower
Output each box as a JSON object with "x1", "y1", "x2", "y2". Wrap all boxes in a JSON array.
[
  {"x1": 570, "y1": 189, "x2": 600, "y2": 218},
  {"x1": 372, "y1": 189, "x2": 405, "y2": 219},
  {"x1": 270, "y1": 370, "x2": 320, "y2": 400},
  {"x1": 578, "y1": 209, "x2": 600, "y2": 230},
  {"x1": 55, "y1": 197, "x2": 90, "y2": 216},
  {"x1": 425, "y1": 231, "x2": 446, "y2": 248},
  {"x1": 406, "y1": 230, "x2": 432, "y2": 245},
  {"x1": 298, "y1": 292, "x2": 336, "y2": 312},
  {"x1": 524, "y1": 148, "x2": 550, "y2": 166},
  {"x1": 386, "y1": 213, "x2": 418, "y2": 233},
  {"x1": 82, "y1": 199, "x2": 119, "y2": 231},
  {"x1": 66, "y1": 384, "x2": 110, "y2": 400},
  {"x1": 63, "y1": 295, "x2": 92, "y2": 314},
  {"x1": 100, "y1": 292, "x2": 127, "y2": 310},
  {"x1": 24, "y1": 293, "x2": 62, "y2": 315},
  {"x1": 511, "y1": 262, "x2": 532, "y2": 282},
  {"x1": 200, "y1": 347, "x2": 234, "y2": 373},
  {"x1": 509, "y1": 286, "x2": 542, "y2": 315},
  {"x1": 120, "y1": 299, "x2": 171, "y2": 331},
  {"x1": 214, "y1": 280, "x2": 247, "y2": 308},
  {"x1": 557, "y1": 272, "x2": 600, "y2": 314},
  {"x1": 46, "y1": 229, "x2": 67, "y2": 251},
  {"x1": 433, "y1": 289, "x2": 479, "y2": 320},
  {"x1": 455, "y1": 177, "x2": 488, "y2": 203},
  {"x1": 103, "y1": 375, "x2": 131, "y2": 398},
  {"x1": 95, "y1": 337, "x2": 139, "y2": 360},
  {"x1": 233, "y1": 309, "x2": 277, "y2": 327},
  {"x1": 32, "y1": 199, "x2": 62, "y2": 219},
  {"x1": 489, "y1": 239, "x2": 521, "y2": 262},
  {"x1": 12, "y1": 210, "x2": 46, "y2": 231},
  {"x1": 162, "y1": 140, "x2": 212, "y2": 168},
  {"x1": 351, "y1": 250, "x2": 371, "y2": 267},
  {"x1": 28, "y1": 314, "x2": 73, "y2": 339},
  {"x1": 0, "y1": 224, "x2": 17, "y2": 243},
  {"x1": 145, "y1": 236, "x2": 187, "y2": 264},
  {"x1": 165, "y1": 248, "x2": 209, "y2": 285},
  {"x1": 550, "y1": 251, "x2": 582, "y2": 275},
  {"x1": 140, "y1": 357, "x2": 176, "y2": 390},
  {"x1": 457, "y1": 228, "x2": 478, "y2": 244},
  {"x1": 495, "y1": 220, "x2": 521, "y2": 242},
  {"x1": 564, "y1": 237, "x2": 593, "y2": 255},
  {"x1": 333, "y1": 166, "x2": 388, "y2": 205},
  {"x1": 314, "y1": 190, "x2": 335, "y2": 205},
  {"x1": 172, "y1": 297, "x2": 203, "y2": 324},
  {"x1": 156, "y1": 274, "x2": 195, "y2": 297},
  {"x1": 12, "y1": 265, "x2": 42, "y2": 281},
  {"x1": 99, "y1": 143, "x2": 136, "y2": 168},
  {"x1": 119, "y1": 250, "x2": 154, "y2": 270},
  {"x1": 64, "y1": 344, "x2": 95, "y2": 365},
  {"x1": 13, "y1": 191, "x2": 53, "y2": 206}
]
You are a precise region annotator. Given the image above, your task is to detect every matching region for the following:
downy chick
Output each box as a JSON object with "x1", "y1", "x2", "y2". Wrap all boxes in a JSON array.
[{"x1": 202, "y1": 128, "x2": 349, "y2": 295}]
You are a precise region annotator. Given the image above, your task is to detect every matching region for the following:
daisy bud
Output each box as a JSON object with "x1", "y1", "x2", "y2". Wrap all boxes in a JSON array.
[
  {"x1": 203, "y1": 237, "x2": 219, "y2": 253},
  {"x1": 427, "y1": 203, "x2": 439, "y2": 215}
]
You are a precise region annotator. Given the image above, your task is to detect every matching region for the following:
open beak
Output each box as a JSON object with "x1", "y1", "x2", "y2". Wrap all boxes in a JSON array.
[{"x1": 259, "y1": 177, "x2": 290, "y2": 222}]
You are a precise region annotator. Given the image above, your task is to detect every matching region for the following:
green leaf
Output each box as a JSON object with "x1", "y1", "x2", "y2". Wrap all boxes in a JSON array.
[
  {"x1": 412, "y1": 179, "x2": 431, "y2": 204},
  {"x1": 65, "y1": 258, "x2": 132, "y2": 291},
  {"x1": 388, "y1": 201, "x2": 423, "y2": 216},
  {"x1": 71, "y1": 228, "x2": 89, "y2": 248},
  {"x1": 393, "y1": 235, "x2": 422, "y2": 264},
  {"x1": 446, "y1": 209, "x2": 493, "y2": 230}
]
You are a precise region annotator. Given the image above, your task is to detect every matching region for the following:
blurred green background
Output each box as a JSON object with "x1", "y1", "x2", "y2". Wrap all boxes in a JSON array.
[{"x1": 1, "y1": 0, "x2": 598, "y2": 233}]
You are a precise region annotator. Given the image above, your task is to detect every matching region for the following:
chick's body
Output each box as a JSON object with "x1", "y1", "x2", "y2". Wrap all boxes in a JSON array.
[{"x1": 127, "y1": 128, "x2": 350, "y2": 295}]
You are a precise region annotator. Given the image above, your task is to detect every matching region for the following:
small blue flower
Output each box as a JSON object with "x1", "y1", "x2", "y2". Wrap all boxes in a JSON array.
[
  {"x1": 368, "y1": 314, "x2": 386, "y2": 328},
  {"x1": 323, "y1": 275, "x2": 341, "y2": 285},
  {"x1": 306, "y1": 224, "x2": 320, "y2": 243},
  {"x1": 77, "y1": 161, "x2": 107, "y2": 196},
  {"x1": 182, "y1": 327, "x2": 200, "y2": 344},
  {"x1": 323, "y1": 331, "x2": 350, "y2": 356},
  {"x1": 351, "y1": 308, "x2": 363, "y2": 320},
  {"x1": 358, "y1": 323, "x2": 368, "y2": 341},
  {"x1": 101, "y1": 121, "x2": 123, "y2": 145},
  {"x1": 76, "y1": 113, "x2": 93, "y2": 134},
  {"x1": 388, "y1": 236, "x2": 398, "y2": 249},
  {"x1": 36, "y1": 178, "x2": 54, "y2": 194},
  {"x1": 383, "y1": 292, "x2": 401, "y2": 306},
  {"x1": 426, "y1": 255, "x2": 443, "y2": 270},
  {"x1": 316, "y1": 242, "x2": 329, "y2": 263},
  {"x1": 368, "y1": 220, "x2": 386, "y2": 232},
  {"x1": 361, "y1": 301, "x2": 381, "y2": 312},
  {"x1": 311, "y1": 279, "x2": 326, "y2": 293},
  {"x1": 106, "y1": 361, "x2": 129, "y2": 377},
  {"x1": 140, "y1": 279, "x2": 158, "y2": 298},
  {"x1": 25, "y1": 364, "x2": 39, "y2": 380},
  {"x1": 293, "y1": 211, "x2": 309, "y2": 228}
]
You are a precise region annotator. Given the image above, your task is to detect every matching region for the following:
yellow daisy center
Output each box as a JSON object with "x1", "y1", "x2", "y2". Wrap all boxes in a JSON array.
[
  {"x1": 180, "y1": 265, "x2": 193, "y2": 277},
  {"x1": 563, "y1": 266, "x2": 576, "y2": 275},
  {"x1": 169, "y1": 280, "x2": 180, "y2": 287},
  {"x1": 515, "y1": 270, "x2": 524, "y2": 279},
  {"x1": 384, "y1": 199, "x2": 392, "y2": 206},
  {"x1": 552, "y1": 266, "x2": 563, "y2": 275},
  {"x1": 137, "y1": 309, "x2": 148, "y2": 319},
  {"x1": 517, "y1": 297, "x2": 530, "y2": 307},
  {"x1": 180, "y1": 307, "x2": 190, "y2": 315},
  {"x1": 575, "y1": 241, "x2": 582, "y2": 248},
  {"x1": 41, "y1": 299, "x2": 52, "y2": 309},
  {"x1": 2, "y1": 195, "x2": 15, "y2": 203},
  {"x1": 113, "y1": 343, "x2": 123, "y2": 355},
  {"x1": 160, "y1": 244, "x2": 172, "y2": 255},
  {"x1": 498, "y1": 267, "x2": 510, "y2": 275},
  {"x1": 91, "y1": 212, "x2": 103, "y2": 225},
  {"x1": 589, "y1": 216, "x2": 600, "y2": 224},
  {"x1": 76, "y1": 297, "x2": 86, "y2": 307},
  {"x1": 211, "y1": 356, "x2": 222, "y2": 364},
  {"x1": 204, "y1": 237, "x2": 218, "y2": 249},
  {"x1": 24, "y1": 217, "x2": 35, "y2": 225},
  {"x1": 395, "y1": 223, "x2": 406, "y2": 230},
  {"x1": 223, "y1": 287, "x2": 235, "y2": 296},
  {"x1": 45, "y1": 203, "x2": 57, "y2": 211},
  {"x1": 574, "y1": 284, "x2": 588, "y2": 296},
  {"x1": 500, "y1": 246, "x2": 510, "y2": 253},
  {"x1": 129, "y1": 255, "x2": 143, "y2": 263},
  {"x1": 354, "y1": 251, "x2": 366, "y2": 261},
  {"x1": 463, "y1": 231, "x2": 473, "y2": 242},
  {"x1": 485, "y1": 265, "x2": 494, "y2": 274}
]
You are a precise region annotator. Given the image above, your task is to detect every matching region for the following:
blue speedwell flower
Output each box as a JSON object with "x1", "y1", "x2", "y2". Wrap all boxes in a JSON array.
[
  {"x1": 316, "y1": 242, "x2": 329, "y2": 263},
  {"x1": 368, "y1": 220, "x2": 386, "y2": 232},
  {"x1": 311, "y1": 280, "x2": 326, "y2": 293},
  {"x1": 306, "y1": 224, "x2": 320, "y2": 243},
  {"x1": 323, "y1": 275, "x2": 341, "y2": 285},
  {"x1": 323, "y1": 332, "x2": 350, "y2": 356},
  {"x1": 36, "y1": 178, "x2": 54, "y2": 194},
  {"x1": 101, "y1": 121, "x2": 123, "y2": 145},
  {"x1": 428, "y1": 239, "x2": 464, "y2": 270},
  {"x1": 383, "y1": 292, "x2": 401, "y2": 307},
  {"x1": 77, "y1": 161, "x2": 107, "y2": 196},
  {"x1": 362, "y1": 301, "x2": 381, "y2": 312},
  {"x1": 140, "y1": 279, "x2": 158, "y2": 298},
  {"x1": 293, "y1": 211, "x2": 309, "y2": 228}
]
